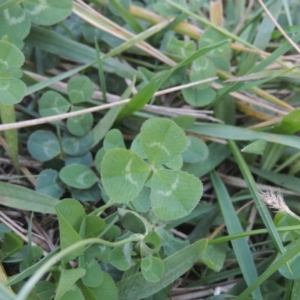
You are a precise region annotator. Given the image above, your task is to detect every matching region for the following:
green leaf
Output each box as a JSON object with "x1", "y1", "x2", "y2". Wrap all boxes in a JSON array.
[
  {"x1": 59, "y1": 164, "x2": 98, "y2": 189},
  {"x1": 200, "y1": 243, "x2": 227, "y2": 272},
  {"x1": 190, "y1": 57, "x2": 216, "y2": 90},
  {"x1": 151, "y1": 169, "x2": 203, "y2": 220},
  {"x1": 0, "y1": 40, "x2": 24, "y2": 74},
  {"x1": 1, "y1": 232, "x2": 23, "y2": 260},
  {"x1": 103, "y1": 129, "x2": 126, "y2": 151},
  {"x1": 66, "y1": 108, "x2": 94, "y2": 137},
  {"x1": 118, "y1": 208, "x2": 150, "y2": 234},
  {"x1": 141, "y1": 257, "x2": 164, "y2": 282},
  {"x1": 39, "y1": 91, "x2": 70, "y2": 118},
  {"x1": 0, "y1": 4, "x2": 31, "y2": 40},
  {"x1": 128, "y1": 186, "x2": 151, "y2": 213},
  {"x1": 79, "y1": 251, "x2": 103, "y2": 287},
  {"x1": 28, "y1": 130, "x2": 60, "y2": 162},
  {"x1": 89, "y1": 273, "x2": 118, "y2": 300},
  {"x1": 140, "y1": 118, "x2": 187, "y2": 166},
  {"x1": 0, "y1": 181, "x2": 58, "y2": 213},
  {"x1": 101, "y1": 149, "x2": 151, "y2": 203},
  {"x1": 65, "y1": 152, "x2": 93, "y2": 167},
  {"x1": 79, "y1": 215, "x2": 106, "y2": 239},
  {"x1": 35, "y1": 169, "x2": 66, "y2": 198},
  {"x1": 55, "y1": 268, "x2": 85, "y2": 300},
  {"x1": 55, "y1": 199, "x2": 85, "y2": 263},
  {"x1": 198, "y1": 28, "x2": 231, "y2": 57},
  {"x1": 67, "y1": 75, "x2": 93, "y2": 104},
  {"x1": 241, "y1": 140, "x2": 267, "y2": 155},
  {"x1": 117, "y1": 40, "x2": 228, "y2": 120},
  {"x1": 130, "y1": 134, "x2": 147, "y2": 159},
  {"x1": 35, "y1": 281, "x2": 56, "y2": 300},
  {"x1": 166, "y1": 36, "x2": 196, "y2": 59},
  {"x1": 62, "y1": 132, "x2": 93, "y2": 156},
  {"x1": 0, "y1": 77, "x2": 26, "y2": 104},
  {"x1": 182, "y1": 136, "x2": 209, "y2": 163},
  {"x1": 182, "y1": 87, "x2": 216, "y2": 107},
  {"x1": 164, "y1": 155, "x2": 183, "y2": 170},
  {"x1": 274, "y1": 109, "x2": 300, "y2": 134},
  {"x1": 116, "y1": 239, "x2": 207, "y2": 299},
  {"x1": 109, "y1": 245, "x2": 135, "y2": 271},
  {"x1": 23, "y1": 0, "x2": 73, "y2": 26}
]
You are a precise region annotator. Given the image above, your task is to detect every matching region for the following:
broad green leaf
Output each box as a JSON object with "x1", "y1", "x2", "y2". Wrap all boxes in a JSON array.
[
  {"x1": 0, "y1": 181, "x2": 58, "y2": 214},
  {"x1": 35, "y1": 281, "x2": 56, "y2": 300},
  {"x1": 130, "y1": 134, "x2": 146, "y2": 159},
  {"x1": 60, "y1": 284, "x2": 84, "y2": 300},
  {"x1": 103, "y1": 129, "x2": 126, "y2": 151},
  {"x1": 182, "y1": 136, "x2": 209, "y2": 163},
  {"x1": 89, "y1": 273, "x2": 118, "y2": 300},
  {"x1": 151, "y1": 169, "x2": 203, "y2": 220},
  {"x1": 55, "y1": 199, "x2": 85, "y2": 233},
  {"x1": 116, "y1": 239, "x2": 207, "y2": 299},
  {"x1": 79, "y1": 215, "x2": 106, "y2": 239},
  {"x1": 59, "y1": 164, "x2": 98, "y2": 189},
  {"x1": 101, "y1": 149, "x2": 151, "y2": 203},
  {"x1": 117, "y1": 40, "x2": 228, "y2": 120},
  {"x1": 198, "y1": 28, "x2": 231, "y2": 57},
  {"x1": 141, "y1": 257, "x2": 164, "y2": 282},
  {"x1": 182, "y1": 87, "x2": 216, "y2": 107},
  {"x1": 94, "y1": 148, "x2": 105, "y2": 170},
  {"x1": 140, "y1": 118, "x2": 187, "y2": 166},
  {"x1": 241, "y1": 140, "x2": 267, "y2": 155},
  {"x1": 79, "y1": 251, "x2": 103, "y2": 287},
  {"x1": 155, "y1": 227, "x2": 189, "y2": 256},
  {"x1": 55, "y1": 199, "x2": 85, "y2": 262},
  {"x1": 109, "y1": 245, "x2": 135, "y2": 271},
  {"x1": 62, "y1": 132, "x2": 93, "y2": 156},
  {"x1": 200, "y1": 243, "x2": 226, "y2": 272},
  {"x1": 128, "y1": 186, "x2": 151, "y2": 213},
  {"x1": 70, "y1": 184, "x2": 101, "y2": 202},
  {"x1": 138, "y1": 231, "x2": 162, "y2": 256},
  {"x1": 171, "y1": 115, "x2": 196, "y2": 129},
  {"x1": 55, "y1": 268, "x2": 85, "y2": 300},
  {"x1": 23, "y1": 0, "x2": 73, "y2": 26},
  {"x1": 66, "y1": 108, "x2": 94, "y2": 137},
  {"x1": 165, "y1": 155, "x2": 183, "y2": 170},
  {"x1": 65, "y1": 152, "x2": 93, "y2": 167},
  {"x1": 0, "y1": 4, "x2": 31, "y2": 40},
  {"x1": 0, "y1": 40, "x2": 24, "y2": 74},
  {"x1": 39, "y1": 91, "x2": 70, "y2": 118},
  {"x1": 28, "y1": 130, "x2": 60, "y2": 162},
  {"x1": 274, "y1": 109, "x2": 300, "y2": 134},
  {"x1": 1, "y1": 232, "x2": 23, "y2": 260},
  {"x1": 190, "y1": 57, "x2": 216, "y2": 90},
  {"x1": 67, "y1": 75, "x2": 93, "y2": 104},
  {"x1": 35, "y1": 169, "x2": 66, "y2": 198},
  {"x1": 166, "y1": 36, "x2": 196, "y2": 59},
  {"x1": 0, "y1": 77, "x2": 26, "y2": 104},
  {"x1": 118, "y1": 208, "x2": 150, "y2": 234}
]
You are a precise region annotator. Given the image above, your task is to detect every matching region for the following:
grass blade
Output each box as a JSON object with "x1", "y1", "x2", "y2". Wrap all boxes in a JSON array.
[{"x1": 210, "y1": 171, "x2": 262, "y2": 300}]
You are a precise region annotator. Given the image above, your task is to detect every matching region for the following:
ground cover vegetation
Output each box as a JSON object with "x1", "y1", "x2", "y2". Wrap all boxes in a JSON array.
[{"x1": 0, "y1": 0, "x2": 300, "y2": 299}]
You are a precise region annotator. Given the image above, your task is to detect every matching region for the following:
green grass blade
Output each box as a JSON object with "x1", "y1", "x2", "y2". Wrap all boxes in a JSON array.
[
  {"x1": 0, "y1": 284, "x2": 15, "y2": 300},
  {"x1": 228, "y1": 140, "x2": 285, "y2": 255},
  {"x1": 26, "y1": 26, "x2": 141, "y2": 80},
  {"x1": 239, "y1": 1, "x2": 282, "y2": 74},
  {"x1": 188, "y1": 122, "x2": 300, "y2": 150},
  {"x1": 117, "y1": 40, "x2": 227, "y2": 121},
  {"x1": 210, "y1": 171, "x2": 262, "y2": 300},
  {"x1": 236, "y1": 237, "x2": 300, "y2": 299},
  {"x1": 110, "y1": 0, "x2": 143, "y2": 33},
  {"x1": 0, "y1": 181, "x2": 58, "y2": 214},
  {"x1": 0, "y1": 104, "x2": 19, "y2": 173},
  {"x1": 25, "y1": 61, "x2": 95, "y2": 95},
  {"x1": 92, "y1": 78, "x2": 135, "y2": 147},
  {"x1": 95, "y1": 39, "x2": 107, "y2": 103}
]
